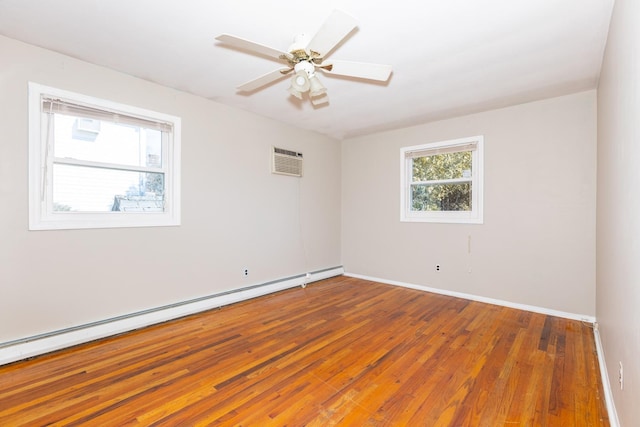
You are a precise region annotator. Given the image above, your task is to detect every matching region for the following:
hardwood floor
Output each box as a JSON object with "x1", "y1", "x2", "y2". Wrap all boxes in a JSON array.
[{"x1": 0, "y1": 276, "x2": 609, "y2": 426}]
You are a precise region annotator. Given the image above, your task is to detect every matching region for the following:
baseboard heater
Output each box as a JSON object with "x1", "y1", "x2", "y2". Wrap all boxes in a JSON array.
[{"x1": 0, "y1": 266, "x2": 344, "y2": 366}]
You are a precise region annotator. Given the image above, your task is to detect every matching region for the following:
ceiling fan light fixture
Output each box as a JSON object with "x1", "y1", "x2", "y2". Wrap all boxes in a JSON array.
[
  {"x1": 308, "y1": 75, "x2": 326, "y2": 97},
  {"x1": 310, "y1": 92, "x2": 329, "y2": 106},
  {"x1": 287, "y1": 84, "x2": 303, "y2": 100},
  {"x1": 291, "y1": 70, "x2": 311, "y2": 92}
]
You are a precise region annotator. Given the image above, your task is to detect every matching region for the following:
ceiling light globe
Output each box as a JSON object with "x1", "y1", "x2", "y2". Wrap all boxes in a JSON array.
[
  {"x1": 291, "y1": 70, "x2": 310, "y2": 92},
  {"x1": 309, "y1": 76, "x2": 326, "y2": 97},
  {"x1": 287, "y1": 85, "x2": 303, "y2": 100}
]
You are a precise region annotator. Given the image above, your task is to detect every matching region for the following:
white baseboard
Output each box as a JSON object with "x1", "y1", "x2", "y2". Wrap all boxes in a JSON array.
[
  {"x1": 593, "y1": 325, "x2": 620, "y2": 427},
  {"x1": 344, "y1": 272, "x2": 597, "y2": 323},
  {"x1": 0, "y1": 267, "x2": 343, "y2": 366}
]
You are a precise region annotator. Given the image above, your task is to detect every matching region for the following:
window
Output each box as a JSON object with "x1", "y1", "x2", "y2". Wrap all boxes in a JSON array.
[
  {"x1": 400, "y1": 136, "x2": 483, "y2": 223},
  {"x1": 29, "y1": 82, "x2": 181, "y2": 230}
]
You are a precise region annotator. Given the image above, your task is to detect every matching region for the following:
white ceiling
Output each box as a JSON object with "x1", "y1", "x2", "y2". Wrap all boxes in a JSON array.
[{"x1": 0, "y1": 0, "x2": 614, "y2": 140}]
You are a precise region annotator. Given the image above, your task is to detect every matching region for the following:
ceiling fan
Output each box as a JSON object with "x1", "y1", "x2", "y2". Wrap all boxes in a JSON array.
[{"x1": 215, "y1": 9, "x2": 392, "y2": 106}]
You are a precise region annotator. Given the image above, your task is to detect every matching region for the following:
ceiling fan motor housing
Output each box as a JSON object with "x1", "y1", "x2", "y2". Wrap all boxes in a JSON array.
[
  {"x1": 294, "y1": 60, "x2": 315, "y2": 77},
  {"x1": 288, "y1": 33, "x2": 310, "y2": 53}
]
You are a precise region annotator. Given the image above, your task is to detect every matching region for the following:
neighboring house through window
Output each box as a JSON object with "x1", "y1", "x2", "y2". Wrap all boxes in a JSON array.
[
  {"x1": 400, "y1": 136, "x2": 484, "y2": 224},
  {"x1": 29, "y1": 82, "x2": 181, "y2": 230}
]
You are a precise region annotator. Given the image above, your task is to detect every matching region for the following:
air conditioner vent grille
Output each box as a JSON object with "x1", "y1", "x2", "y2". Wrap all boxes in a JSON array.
[
  {"x1": 274, "y1": 147, "x2": 302, "y2": 158},
  {"x1": 272, "y1": 147, "x2": 303, "y2": 177}
]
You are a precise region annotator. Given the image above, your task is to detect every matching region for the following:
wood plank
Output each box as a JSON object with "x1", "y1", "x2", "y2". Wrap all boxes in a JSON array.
[{"x1": 0, "y1": 276, "x2": 610, "y2": 425}]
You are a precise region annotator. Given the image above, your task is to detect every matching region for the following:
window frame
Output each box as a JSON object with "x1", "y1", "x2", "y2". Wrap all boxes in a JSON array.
[
  {"x1": 28, "y1": 82, "x2": 181, "y2": 230},
  {"x1": 400, "y1": 135, "x2": 484, "y2": 224}
]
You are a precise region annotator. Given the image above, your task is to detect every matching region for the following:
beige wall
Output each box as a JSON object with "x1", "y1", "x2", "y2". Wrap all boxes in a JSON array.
[
  {"x1": 342, "y1": 91, "x2": 597, "y2": 316},
  {"x1": 597, "y1": 0, "x2": 640, "y2": 424},
  {"x1": 0, "y1": 36, "x2": 341, "y2": 342}
]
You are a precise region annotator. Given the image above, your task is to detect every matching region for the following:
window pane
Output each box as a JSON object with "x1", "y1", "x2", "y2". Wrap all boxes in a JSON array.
[
  {"x1": 53, "y1": 164, "x2": 164, "y2": 212},
  {"x1": 412, "y1": 151, "x2": 472, "y2": 182},
  {"x1": 411, "y1": 183, "x2": 471, "y2": 212},
  {"x1": 53, "y1": 114, "x2": 162, "y2": 168}
]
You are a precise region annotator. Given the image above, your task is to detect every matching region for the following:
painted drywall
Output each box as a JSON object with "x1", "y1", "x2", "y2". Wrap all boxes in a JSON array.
[
  {"x1": 0, "y1": 35, "x2": 341, "y2": 343},
  {"x1": 342, "y1": 91, "x2": 597, "y2": 316},
  {"x1": 597, "y1": 0, "x2": 640, "y2": 424}
]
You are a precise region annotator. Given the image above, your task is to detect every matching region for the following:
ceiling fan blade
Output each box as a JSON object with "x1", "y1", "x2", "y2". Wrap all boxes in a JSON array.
[
  {"x1": 306, "y1": 9, "x2": 358, "y2": 58},
  {"x1": 216, "y1": 34, "x2": 291, "y2": 61},
  {"x1": 320, "y1": 60, "x2": 392, "y2": 82},
  {"x1": 237, "y1": 68, "x2": 292, "y2": 92}
]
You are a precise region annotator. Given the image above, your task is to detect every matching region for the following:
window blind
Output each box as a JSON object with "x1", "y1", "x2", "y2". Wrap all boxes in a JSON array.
[
  {"x1": 404, "y1": 141, "x2": 477, "y2": 159},
  {"x1": 42, "y1": 97, "x2": 173, "y2": 133}
]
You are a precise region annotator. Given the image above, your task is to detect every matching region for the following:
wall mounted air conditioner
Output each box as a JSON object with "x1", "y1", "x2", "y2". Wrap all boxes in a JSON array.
[{"x1": 272, "y1": 147, "x2": 303, "y2": 177}]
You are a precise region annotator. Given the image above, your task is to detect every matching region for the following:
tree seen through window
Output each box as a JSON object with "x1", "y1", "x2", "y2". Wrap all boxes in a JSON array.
[{"x1": 411, "y1": 151, "x2": 472, "y2": 212}]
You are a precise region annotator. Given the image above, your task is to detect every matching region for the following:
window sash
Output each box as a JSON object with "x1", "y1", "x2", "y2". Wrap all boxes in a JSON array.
[
  {"x1": 405, "y1": 152, "x2": 478, "y2": 209},
  {"x1": 52, "y1": 157, "x2": 164, "y2": 174},
  {"x1": 51, "y1": 164, "x2": 166, "y2": 213},
  {"x1": 43, "y1": 110, "x2": 170, "y2": 204},
  {"x1": 410, "y1": 182, "x2": 472, "y2": 212},
  {"x1": 410, "y1": 177, "x2": 472, "y2": 186},
  {"x1": 46, "y1": 113, "x2": 169, "y2": 175}
]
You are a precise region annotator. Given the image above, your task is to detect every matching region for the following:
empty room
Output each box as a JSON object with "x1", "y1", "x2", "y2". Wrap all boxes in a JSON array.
[{"x1": 0, "y1": 0, "x2": 637, "y2": 425}]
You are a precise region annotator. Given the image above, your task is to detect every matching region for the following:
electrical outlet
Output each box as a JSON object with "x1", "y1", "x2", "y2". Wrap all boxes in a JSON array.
[
  {"x1": 619, "y1": 362, "x2": 624, "y2": 390},
  {"x1": 435, "y1": 264, "x2": 441, "y2": 272},
  {"x1": 242, "y1": 267, "x2": 249, "y2": 277}
]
